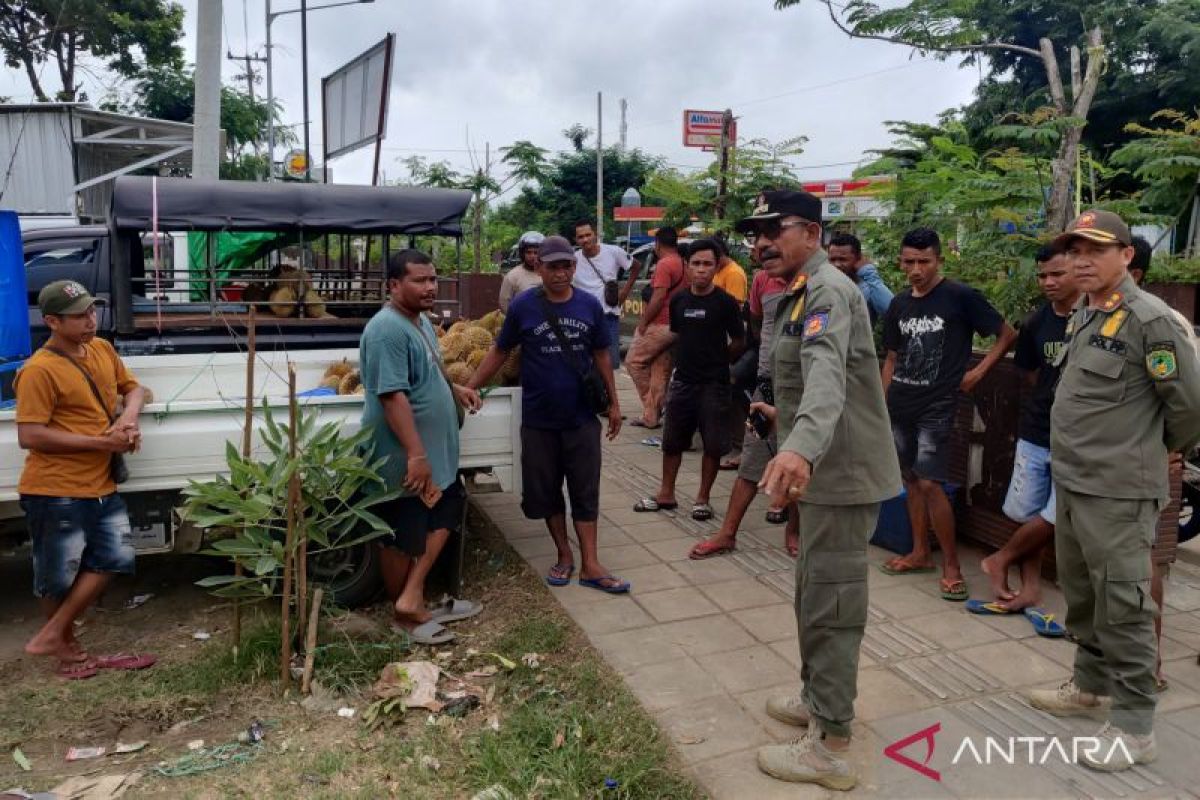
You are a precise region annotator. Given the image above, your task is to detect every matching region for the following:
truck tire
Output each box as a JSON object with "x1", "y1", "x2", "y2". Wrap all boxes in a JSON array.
[{"x1": 309, "y1": 540, "x2": 382, "y2": 608}]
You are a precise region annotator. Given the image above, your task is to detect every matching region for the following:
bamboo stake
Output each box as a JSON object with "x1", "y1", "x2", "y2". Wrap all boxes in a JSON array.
[
  {"x1": 280, "y1": 362, "x2": 298, "y2": 688},
  {"x1": 235, "y1": 307, "x2": 256, "y2": 653},
  {"x1": 301, "y1": 587, "x2": 324, "y2": 695}
]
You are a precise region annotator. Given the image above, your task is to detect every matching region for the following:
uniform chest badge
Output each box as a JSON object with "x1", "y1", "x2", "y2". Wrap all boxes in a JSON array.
[
  {"x1": 1147, "y1": 341, "x2": 1178, "y2": 381},
  {"x1": 802, "y1": 311, "x2": 829, "y2": 340}
]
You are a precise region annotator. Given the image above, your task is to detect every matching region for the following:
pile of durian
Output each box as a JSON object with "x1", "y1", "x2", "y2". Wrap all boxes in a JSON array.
[
  {"x1": 436, "y1": 310, "x2": 519, "y2": 387},
  {"x1": 320, "y1": 358, "x2": 363, "y2": 395},
  {"x1": 243, "y1": 263, "x2": 330, "y2": 319}
]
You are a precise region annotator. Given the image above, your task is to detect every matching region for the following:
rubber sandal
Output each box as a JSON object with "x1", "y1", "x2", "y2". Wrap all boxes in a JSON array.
[
  {"x1": 630, "y1": 418, "x2": 649, "y2": 427},
  {"x1": 965, "y1": 599, "x2": 1016, "y2": 615},
  {"x1": 403, "y1": 620, "x2": 457, "y2": 645},
  {"x1": 93, "y1": 653, "x2": 157, "y2": 670},
  {"x1": 545, "y1": 563, "x2": 575, "y2": 587},
  {"x1": 691, "y1": 502, "x2": 714, "y2": 521},
  {"x1": 1024, "y1": 607, "x2": 1066, "y2": 637},
  {"x1": 718, "y1": 459, "x2": 740, "y2": 471},
  {"x1": 57, "y1": 661, "x2": 99, "y2": 680},
  {"x1": 689, "y1": 538, "x2": 736, "y2": 560},
  {"x1": 641, "y1": 436, "x2": 662, "y2": 448},
  {"x1": 1156, "y1": 676, "x2": 1169, "y2": 693},
  {"x1": 429, "y1": 598, "x2": 483, "y2": 624},
  {"x1": 879, "y1": 558, "x2": 937, "y2": 575},
  {"x1": 765, "y1": 508, "x2": 787, "y2": 525},
  {"x1": 634, "y1": 498, "x2": 677, "y2": 512},
  {"x1": 579, "y1": 575, "x2": 631, "y2": 594},
  {"x1": 940, "y1": 579, "x2": 969, "y2": 602}
]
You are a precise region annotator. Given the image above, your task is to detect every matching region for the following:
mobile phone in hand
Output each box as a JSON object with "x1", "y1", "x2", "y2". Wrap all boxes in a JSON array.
[{"x1": 748, "y1": 408, "x2": 772, "y2": 440}]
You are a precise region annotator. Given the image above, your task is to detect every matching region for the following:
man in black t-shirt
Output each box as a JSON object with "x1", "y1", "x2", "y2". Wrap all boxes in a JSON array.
[
  {"x1": 880, "y1": 228, "x2": 1017, "y2": 601},
  {"x1": 977, "y1": 245, "x2": 1078, "y2": 611},
  {"x1": 634, "y1": 239, "x2": 744, "y2": 521}
]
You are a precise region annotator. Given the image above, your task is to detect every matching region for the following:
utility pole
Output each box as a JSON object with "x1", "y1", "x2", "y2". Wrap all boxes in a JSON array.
[
  {"x1": 192, "y1": 0, "x2": 223, "y2": 180},
  {"x1": 596, "y1": 91, "x2": 603, "y2": 240},
  {"x1": 473, "y1": 142, "x2": 490, "y2": 274},
  {"x1": 300, "y1": 0, "x2": 312, "y2": 182},
  {"x1": 715, "y1": 108, "x2": 733, "y2": 221},
  {"x1": 619, "y1": 98, "x2": 627, "y2": 151},
  {"x1": 227, "y1": 50, "x2": 267, "y2": 158}
]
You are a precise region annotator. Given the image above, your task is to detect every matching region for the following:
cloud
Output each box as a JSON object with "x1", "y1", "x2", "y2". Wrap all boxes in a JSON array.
[{"x1": 0, "y1": 0, "x2": 981, "y2": 187}]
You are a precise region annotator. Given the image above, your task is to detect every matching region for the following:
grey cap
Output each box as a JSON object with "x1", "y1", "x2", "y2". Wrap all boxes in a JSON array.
[{"x1": 538, "y1": 235, "x2": 575, "y2": 263}]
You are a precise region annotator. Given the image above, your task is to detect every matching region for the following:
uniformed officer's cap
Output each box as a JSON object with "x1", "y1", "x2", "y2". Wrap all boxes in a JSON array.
[
  {"x1": 1053, "y1": 209, "x2": 1132, "y2": 248},
  {"x1": 734, "y1": 190, "x2": 822, "y2": 233}
]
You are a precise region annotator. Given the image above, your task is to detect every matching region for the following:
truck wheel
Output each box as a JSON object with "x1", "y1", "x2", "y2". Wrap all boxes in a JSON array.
[
  {"x1": 309, "y1": 541, "x2": 382, "y2": 608},
  {"x1": 1180, "y1": 482, "x2": 1199, "y2": 545}
]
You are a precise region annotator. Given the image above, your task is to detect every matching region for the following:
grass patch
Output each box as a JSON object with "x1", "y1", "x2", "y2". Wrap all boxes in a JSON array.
[{"x1": 494, "y1": 617, "x2": 568, "y2": 655}]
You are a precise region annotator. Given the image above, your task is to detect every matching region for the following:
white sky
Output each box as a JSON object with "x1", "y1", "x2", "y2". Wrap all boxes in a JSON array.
[{"x1": 2, "y1": 0, "x2": 983, "y2": 188}]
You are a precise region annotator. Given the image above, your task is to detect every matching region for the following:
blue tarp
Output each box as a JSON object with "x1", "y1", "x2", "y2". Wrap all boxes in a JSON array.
[{"x1": 0, "y1": 210, "x2": 31, "y2": 362}]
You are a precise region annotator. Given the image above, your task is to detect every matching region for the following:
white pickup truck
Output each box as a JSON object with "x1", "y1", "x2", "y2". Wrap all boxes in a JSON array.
[{"x1": 0, "y1": 348, "x2": 522, "y2": 605}]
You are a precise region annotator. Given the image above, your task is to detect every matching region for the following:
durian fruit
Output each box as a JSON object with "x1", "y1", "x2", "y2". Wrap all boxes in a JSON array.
[
  {"x1": 352, "y1": 385, "x2": 365, "y2": 396},
  {"x1": 466, "y1": 347, "x2": 487, "y2": 369},
  {"x1": 479, "y1": 309, "x2": 505, "y2": 335},
  {"x1": 439, "y1": 332, "x2": 470, "y2": 363},
  {"x1": 499, "y1": 347, "x2": 521, "y2": 384},
  {"x1": 242, "y1": 282, "x2": 269, "y2": 305},
  {"x1": 269, "y1": 286, "x2": 297, "y2": 318},
  {"x1": 319, "y1": 374, "x2": 342, "y2": 390},
  {"x1": 462, "y1": 325, "x2": 494, "y2": 350},
  {"x1": 337, "y1": 370, "x2": 362, "y2": 395},
  {"x1": 445, "y1": 361, "x2": 474, "y2": 386},
  {"x1": 301, "y1": 289, "x2": 327, "y2": 318},
  {"x1": 323, "y1": 359, "x2": 353, "y2": 380},
  {"x1": 446, "y1": 321, "x2": 469, "y2": 337}
]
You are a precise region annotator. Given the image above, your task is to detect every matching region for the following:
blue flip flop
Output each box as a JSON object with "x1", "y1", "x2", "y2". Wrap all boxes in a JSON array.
[
  {"x1": 966, "y1": 599, "x2": 1017, "y2": 615},
  {"x1": 1024, "y1": 607, "x2": 1066, "y2": 637},
  {"x1": 546, "y1": 563, "x2": 575, "y2": 587},
  {"x1": 579, "y1": 575, "x2": 631, "y2": 594}
]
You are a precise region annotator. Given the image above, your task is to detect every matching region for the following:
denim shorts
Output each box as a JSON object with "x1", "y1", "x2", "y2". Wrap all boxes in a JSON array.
[
  {"x1": 1002, "y1": 438, "x2": 1056, "y2": 525},
  {"x1": 891, "y1": 399, "x2": 955, "y2": 483},
  {"x1": 20, "y1": 493, "x2": 135, "y2": 599}
]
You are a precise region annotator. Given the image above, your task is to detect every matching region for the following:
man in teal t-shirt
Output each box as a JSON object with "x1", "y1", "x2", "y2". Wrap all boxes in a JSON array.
[{"x1": 360, "y1": 249, "x2": 481, "y2": 645}]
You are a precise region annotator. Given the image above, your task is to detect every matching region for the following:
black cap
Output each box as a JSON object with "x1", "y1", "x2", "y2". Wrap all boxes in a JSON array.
[
  {"x1": 735, "y1": 190, "x2": 823, "y2": 233},
  {"x1": 538, "y1": 235, "x2": 575, "y2": 263}
]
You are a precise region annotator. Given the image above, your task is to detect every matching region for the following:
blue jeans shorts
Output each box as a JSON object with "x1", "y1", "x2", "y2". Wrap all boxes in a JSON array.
[
  {"x1": 1002, "y1": 438, "x2": 1056, "y2": 525},
  {"x1": 20, "y1": 493, "x2": 135, "y2": 599},
  {"x1": 605, "y1": 314, "x2": 622, "y2": 369}
]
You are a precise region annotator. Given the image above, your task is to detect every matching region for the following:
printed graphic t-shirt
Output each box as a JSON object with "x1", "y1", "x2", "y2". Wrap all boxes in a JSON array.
[
  {"x1": 498, "y1": 288, "x2": 611, "y2": 430},
  {"x1": 1013, "y1": 302, "x2": 1070, "y2": 448},
  {"x1": 882, "y1": 279, "x2": 1004, "y2": 421},
  {"x1": 669, "y1": 288, "x2": 744, "y2": 385}
]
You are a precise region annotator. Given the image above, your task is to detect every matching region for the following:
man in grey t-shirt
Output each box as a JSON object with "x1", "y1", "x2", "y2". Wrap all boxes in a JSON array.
[{"x1": 573, "y1": 219, "x2": 641, "y2": 368}]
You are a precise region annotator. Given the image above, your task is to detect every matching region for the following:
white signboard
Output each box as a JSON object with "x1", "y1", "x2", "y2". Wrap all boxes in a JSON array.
[
  {"x1": 322, "y1": 34, "x2": 394, "y2": 160},
  {"x1": 682, "y1": 109, "x2": 734, "y2": 148}
]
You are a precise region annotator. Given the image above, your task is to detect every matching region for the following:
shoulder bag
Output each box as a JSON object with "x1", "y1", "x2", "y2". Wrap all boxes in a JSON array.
[
  {"x1": 43, "y1": 345, "x2": 130, "y2": 484},
  {"x1": 583, "y1": 251, "x2": 621, "y2": 308},
  {"x1": 537, "y1": 290, "x2": 611, "y2": 415}
]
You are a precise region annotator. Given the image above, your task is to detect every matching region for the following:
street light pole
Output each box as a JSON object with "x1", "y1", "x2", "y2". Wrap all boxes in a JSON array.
[{"x1": 300, "y1": 0, "x2": 310, "y2": 182}]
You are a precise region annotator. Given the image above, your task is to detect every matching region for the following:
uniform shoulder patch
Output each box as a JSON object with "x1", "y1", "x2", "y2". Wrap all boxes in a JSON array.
[
  {"x1": 1146, "y1": 341, "x2": 1178, "y2": 381},
  {"x1": 802, "y1": 310, "x2": 829, "y2": 340}
]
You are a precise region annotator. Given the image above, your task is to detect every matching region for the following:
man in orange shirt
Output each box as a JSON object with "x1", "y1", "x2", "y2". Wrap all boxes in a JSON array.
[
  {"x1": 713, "y1": 239, "x2": 749, "y2": 303},
  {"x1": 15, "y1": 281, "x2": 151, "y2": 679},
  {"x1": 627, "y1": 227, "x2": 685, "y2": 428}
]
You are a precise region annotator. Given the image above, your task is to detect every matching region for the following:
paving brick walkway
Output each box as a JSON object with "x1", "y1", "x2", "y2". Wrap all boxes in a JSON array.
[{"x1": 470, "y1": 378, "x2": 1200, "y2": 799}]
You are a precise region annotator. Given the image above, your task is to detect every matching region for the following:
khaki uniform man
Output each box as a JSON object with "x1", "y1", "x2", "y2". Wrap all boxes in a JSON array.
[
  {"x1": 737, "y1": 191, "x2": 901, "y2": 790},
  {"x1": 1030, "y1": 210, "x2": 1200, "y2": 771}
]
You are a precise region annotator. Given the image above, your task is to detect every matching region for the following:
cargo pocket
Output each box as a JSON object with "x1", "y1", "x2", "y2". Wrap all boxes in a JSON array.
[
  {"x1": 802, "y1": 551, "x2": 868, "y2": 628},
  {"x1": 1104, "y1": 560, "x2": 1152, "y2": 624}
]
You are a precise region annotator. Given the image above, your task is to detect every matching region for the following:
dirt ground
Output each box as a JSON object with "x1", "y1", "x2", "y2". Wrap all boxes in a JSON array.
[{"x1": 0, "y1": 508, "x2": 699, "y2": 800}]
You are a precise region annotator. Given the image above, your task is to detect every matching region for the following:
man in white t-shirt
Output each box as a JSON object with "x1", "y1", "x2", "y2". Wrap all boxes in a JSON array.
[{"x1": 573, "y1": 219, "x2": 642, "y2": 368}]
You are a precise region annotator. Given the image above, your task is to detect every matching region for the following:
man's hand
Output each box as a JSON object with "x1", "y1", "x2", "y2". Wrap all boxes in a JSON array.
[
  {"x1": 748, "y1": 401, "x2": 777, "y2": 432},
  {"x1": 635, "y1": 323, "x2": 646, "y2": 337},
  {"x1": 453, "y1": 384, "x2": 483, "y2": 413},
  {"x1": 606, "y1": 404, "x2": 623, "y2": 441},
  {"x1": 960, "y1": 365, "x2": 986, "y2": 393},
  {"x1": 759, "y1": 451, "x2": 812, "y2": 509},
  {"x1": 403, "y1": 455, "x2": 433, "y2": 496},
  {"x1": 107, "y1": 417, "x2": 142, "y2": 452},
  {"x1": 98, "y1": 426, "x2": 136, "y2": 453}
]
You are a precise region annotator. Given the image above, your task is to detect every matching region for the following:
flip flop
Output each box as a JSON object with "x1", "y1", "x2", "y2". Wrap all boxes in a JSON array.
[
  {"x1": 718, "y1": 459, "x2": 740, "y2": 471},
  {"x1": 429, "y1": 598, "x2": 483, "y2": 624},
  {"x1": 403, "y1": 620, "x2": 457, "y2": 645},
  {"x1": 940, "y1": 579, "x2": 969, "y2": 602},
  {"x1": 641, "y1": 436, "x2": 662, "y2": 448},
  {"x1": 93, "y1": 653, "x2": 157, "y2": 670},
  {"x1": 690, "y1": 538, "x2": 736, "y2": 560},
  {"x1": 765, "y1": 508, "x2": 787, "y2": 525},
  {"x1": 965, "y1": 599, "x2": 1016, "y2": 615},
  {"x1": 579, "y1": 575, "x2": 631, "y2": 594},
  {"x1": 634, "y1": 498, "x2": 678, "y2": 512},
  {"x1": 1156, "y1": 676, "x2": 1170, "y2": 693},
  {"x1": 691, "y1": 502, "x2": 714, "y2": 521},
  {"x1": 879, "y1": 558, "x2": 937, "y2": 576},
  {"x1": 629, "y1": 418, "x2": 649, "y2": 427},
  {"x1": 1024, "y1": 607, "x2": 1066, "y2": 638},
  {"x1": 545, "y1": 562, "x2": 575, "y2": 587},
  {"x1": 57, "y1": 661, "x2": 99, "y2": 681}
]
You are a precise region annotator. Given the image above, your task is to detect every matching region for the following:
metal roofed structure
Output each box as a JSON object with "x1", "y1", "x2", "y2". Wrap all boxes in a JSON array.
[{"x1": 0, "y1": 103, "x2": 213, "y2": 222}]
